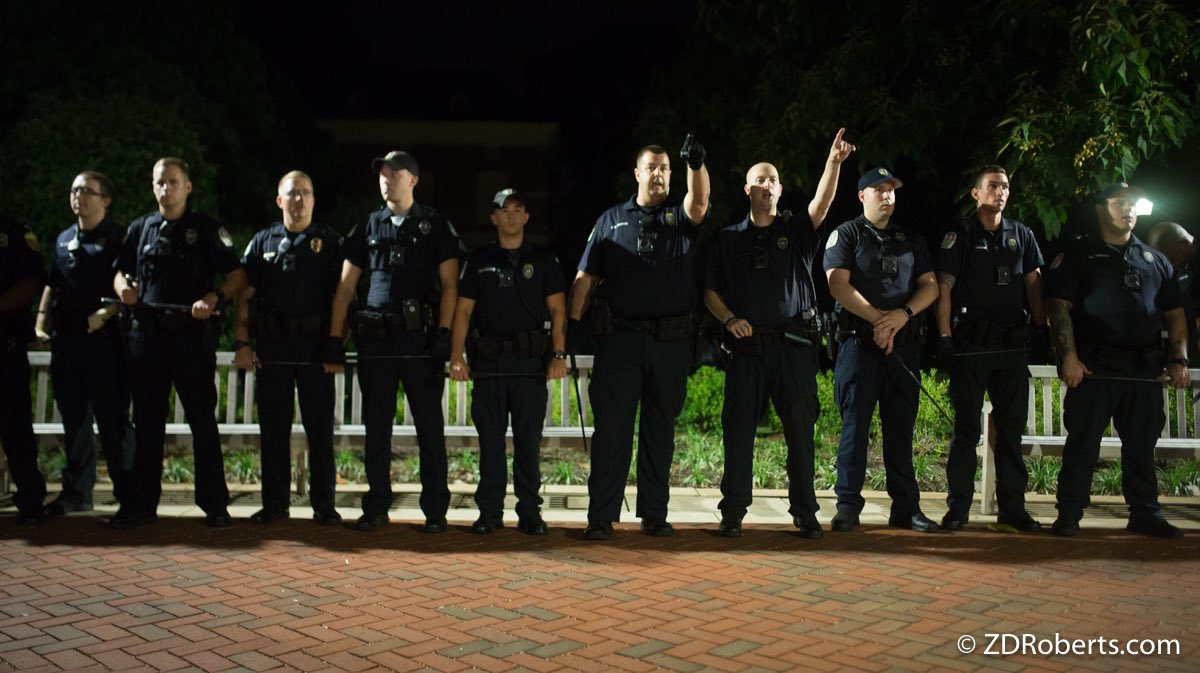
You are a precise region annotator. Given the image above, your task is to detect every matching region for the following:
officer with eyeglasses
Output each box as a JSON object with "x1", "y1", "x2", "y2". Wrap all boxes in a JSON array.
[
  {"x1": 449, "y1": 189, "x2": 568, "y2": 536},
  {"x1": 32, "y1": 171, "x2": 134, "y2": 519},
  {"x1": 823, "y1": 167, "x2": 941, "y2": 534},
  {"x1": 1045, "y1": 182, "x2": 1189, "y2": 539},
  {"x1": 0, "y1": 184, "x2": 47, "y2": 525},
  {"x1": 703, "y1": 129, "x2": 855, "y2": 539},
  {"x1": 327, "y1": 151, "x2": 465, "y2": 533},
  {"x1": 113, "y1": 157, "x2": 247, "y2": 529},
  {"x1": 569, "y1": 136, "x2": 710, "y2": 540},
  {"x1": 234, "y1": 171, "x2": 343, "y2": 526}
]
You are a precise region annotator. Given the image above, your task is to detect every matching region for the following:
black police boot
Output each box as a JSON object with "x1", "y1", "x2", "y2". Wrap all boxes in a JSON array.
[
  {"x1": 996, "y1": 511, "x2": 1043, "y2": 533},
  {"x1": 717, "y1": 516, "x2": 743, "y2": 538},
  {"x1": 584, "y1": 520, "x2": 614, "y2": 540},
  {"x1": 889, "y1": 512, "x2": 941, "y2": 533},
  {"x1": 471, "y1": 512, "x2": 504, "y2": 535},
  {"x1": 517, "y1": 516, "x2": 548, "y2": 536},
  {"x1": 422, "y1": 517, "x2": 448, "y2": 534},
  {"x1": 1126, "y1": 513, "x2": 1183, "y2": 539},
  {"x1": 940, "y1": 511, "x2": 969, "y2": 531},
  {"x1": 44, "y1": 498, "x2": 92, "y2": 517},
  {"x1": 355, "y1": 512, "x2": 390, "y2": 531},
  {"x1": 249, "y1": 508, "x2": 290, "y2": 524},
  {"x1": 793, "y1": 515, "x2": 823, "y2": 539},
  {"x1": 312, "y1": 509, "x2": 342, "y2": 526},
  {"x1": 640, "y1": 518, "x2": 674, "y2": 537},
  {"x1": 1050, "y1": 516, "x2": 1079, "y2": 537},
  {"x1": 831, "y1": 511, "x2": 859, "y2": 533},
  {"x1": 205, "y1": 510, "x2": 233, "y2": 528}
]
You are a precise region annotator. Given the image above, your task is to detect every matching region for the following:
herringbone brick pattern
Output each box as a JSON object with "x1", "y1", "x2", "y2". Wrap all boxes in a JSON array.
[{"x1": 0, "y1": 519, "x2": 1196, "y2": 672}]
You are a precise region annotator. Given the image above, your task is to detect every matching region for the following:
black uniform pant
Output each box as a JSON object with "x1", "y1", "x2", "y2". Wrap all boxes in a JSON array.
[
  {"x1": 833, "y1": 338, "x2": 923, "y2": 518},
  {"x1": 357, "y1": 335, "x2": 449, "y2": 519},
  {"x1": 128, "y1": 326, "x2": 228, "y2": 515},
  {"x1": 1056, "y1": 377, "x2": 1164, "y2": 522},
  {"x1": 587, "y1": 328, "x2": 690, "y2": 522},
  {"x1": 945, "y1": 346, "x2": 1030, "y2": 518},
  {"x1": 255, "y1": 361, "x2": 336, "y2": 515},
  {"x1": 471, "y1": 353, "x2": 546, "y2": 519},
  {"x1": 49, "y1": 330, "x2": 135, "y2": 507},
  {"x1": 720, "y1": 342, "x2": 820, "y2": 520},
  {"x1": 0, "y1": 337, "x2": 46, "y2": 516}
]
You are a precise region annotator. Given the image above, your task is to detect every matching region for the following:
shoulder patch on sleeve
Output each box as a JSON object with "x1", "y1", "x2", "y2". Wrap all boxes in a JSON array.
[
  {"x1": 218, "y1": 227, "x2": 234, "y2": 248},
  {"x1": 1049, "y1": 252, "x2": 1064, "y2": 270},
  {"x1": 24, "y1": 231, "x2": 41, "y2": 252},
  {"x1": 940, "y1": 231, "x2": 957, "y2": 250},
  {"x1": 446, "y1": 220, "x2": 459, "y2": 238},
  {"x1": 825, "y1": 229, "x2": 839, "y2": 250}
]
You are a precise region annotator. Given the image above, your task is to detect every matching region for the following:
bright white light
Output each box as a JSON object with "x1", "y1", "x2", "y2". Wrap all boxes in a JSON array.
[{"x1": 1135, "y1": 198, "x2": 1153, "y2": 216}]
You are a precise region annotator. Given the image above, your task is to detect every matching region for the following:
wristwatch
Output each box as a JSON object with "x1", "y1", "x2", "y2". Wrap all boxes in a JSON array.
[
  {"x1": 1170, "y1": 357, "x2": 1189, "y2": 366},
  {"x1": 552, "y1": 350, "x2": 568, "y2": 360},
  {"x1": 233, "y1": 339, "x2": 251, "y2": 350},
  {"x1": 901, "y1": 305, "x2": 914, "y2": 319}
]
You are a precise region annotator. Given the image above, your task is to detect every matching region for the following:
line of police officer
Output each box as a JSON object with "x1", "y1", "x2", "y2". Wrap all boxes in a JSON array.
[{"x1": 0, "y1": 140, "x2": 1189, "y2": 540}]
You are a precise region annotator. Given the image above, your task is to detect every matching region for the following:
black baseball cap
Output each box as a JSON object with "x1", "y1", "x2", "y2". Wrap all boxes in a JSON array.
[
  {"x1": 371, "y1": 150, "x2": 419, "y2": 176},
  {"x1": 492, "y1": 188, "x2": 524, "y2": 209},
  {"x1": 858, "y1": 167, "x2": 903, "y2": 191},
  {"x1": 1095, "y1": 181, "x2": 1146, "y2": 202}
]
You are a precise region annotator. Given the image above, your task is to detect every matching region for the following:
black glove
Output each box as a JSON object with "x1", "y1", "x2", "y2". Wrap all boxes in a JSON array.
[
  {"x1": 1029, "y1": 327, "x2": 1051, "y2": 365},
  {"x1": 679, "y1": 133, "x2": 706, "y2": 170},
  {"x1": 321, "y1": 336, "x2": 346, "y2": 366},
  {"x1": 566, "y1": 318, "x2": 582, "y2": 355},
  {"x1": 933, "y1": 336, "x2": 956, "y2": 371},
  {"x1": 431, "y1": 327, "x2": 452, "y2": 362}
]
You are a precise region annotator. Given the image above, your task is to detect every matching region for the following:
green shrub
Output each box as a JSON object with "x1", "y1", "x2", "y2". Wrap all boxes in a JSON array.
[
  {"x1": 224, "y1": 449, "x2": 259, "y2": 484},
  {"x1": 163, "y1": 457, "x2": 195, "y2": 484}
]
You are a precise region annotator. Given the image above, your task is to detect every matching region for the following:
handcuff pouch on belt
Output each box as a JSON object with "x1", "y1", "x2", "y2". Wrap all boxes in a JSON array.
[
  {"x1": 590, "y1": 296, "x2": 615, "y2": 336},
  {"x1": 470, "y1": 329, "x2": 548, "y2": 361}
]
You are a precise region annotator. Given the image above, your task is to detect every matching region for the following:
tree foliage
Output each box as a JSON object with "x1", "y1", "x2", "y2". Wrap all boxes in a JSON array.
[
  {"x1": 0, "y1": 0, "x2": 285, "y2": 250},
  {"x1": 637, "y1": 0, "x2": 1199, "y2": 239}
]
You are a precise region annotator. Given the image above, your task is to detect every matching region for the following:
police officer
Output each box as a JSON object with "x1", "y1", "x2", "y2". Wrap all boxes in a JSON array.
[
  {"x1": 33, "y1": 171, "x2": 135, "y2": 517},
  {"x1": 1046, "y1": 182, "x2": 1189, "y2": 539},
  {"x1": 0, "y1": 200, "x2": 47, "y2": 525},
  {"x1": 704, "y1": 129, "x2": 855, "y2": 538},
  {"x1": 934, "y1": 166, "x2": 1045, "y2": 532},
  {"x1": 449, "y1": 189, "x2": 568, "y2": 536},
  {"x1": 113, "y1": 157, "x2": 247, "y2": 529},
  {"x1": 823, "y1": 167, "x2": 941, "y2": 533},
  {"x1": 1144, "y1": 221, "x2": 1198, "y2": 357},
  {"x1": 327, "y1": 151, "x2": 464, "y2": 533},
  {"x1": 235, "y1": 171, "x2": 343, "y2": 525},
  {"x1": 569, "y1": 135, "x2": 710, "y2": 540}
]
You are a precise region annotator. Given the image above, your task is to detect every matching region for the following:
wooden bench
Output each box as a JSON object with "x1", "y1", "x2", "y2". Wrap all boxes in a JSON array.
[
  {"x1": 978, "y1": 364, "x2": 1200, "y2": 514},
  {"x1": 11, "y1": 351, "x2": 594, "y2": 495}
]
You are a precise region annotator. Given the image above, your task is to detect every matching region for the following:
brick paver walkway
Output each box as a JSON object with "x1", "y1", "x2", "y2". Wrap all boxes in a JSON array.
[{"x1": 1, "y1": 516, "x2": 1196, "y2": 672}]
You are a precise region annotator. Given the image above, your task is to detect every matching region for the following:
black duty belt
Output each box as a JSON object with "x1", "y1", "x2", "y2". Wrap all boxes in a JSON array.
[
  {"x1": 612, "y1": 314, "x2": 692, "y2": 341},
  {"x1": 955, "y1": 314, "x2": 1030, "y2": 349},
  {"x1": 472, "y1": 329, "x2": 548, "y2": 361}
]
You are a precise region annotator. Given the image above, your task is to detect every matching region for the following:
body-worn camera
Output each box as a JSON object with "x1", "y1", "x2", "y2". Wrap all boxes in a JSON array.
[
  {"x1": 637, "y1": 229, "x2": 657, "y2": 257},
  {"x1": 881, "y1": 255, "x2": 899, "y2": 278},
  {"x1": 277, "y1": 237, "x2": 297, "y2": 271},
  {"x1": 1123, "y1": 267, "x2": 1142, "y2": 291},
  {"x1": 497, "y1": 268, "x2": 514, "y2": 288},
  {"x1": 994, "y1": 265, "x2": 1011, "y2": 286}
]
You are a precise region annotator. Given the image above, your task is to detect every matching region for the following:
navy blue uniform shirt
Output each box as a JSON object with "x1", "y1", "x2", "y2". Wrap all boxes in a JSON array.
[
  {"x1": 341, "y1": 203, "x2": 465, "y2": 310},
  {"x1": 459, "y1": 241, "x2": 565, "y2": 337},
  {"x1": 48, "y1": 218, "x2": 124, "y2": 335},
  {"x1": 823, "y1": 215, "x2": 932, "y2": 312},
  {"x1": 117, "y1": 210, "x2": 240, "y2": 305},
  {"x1": 706, "y1": 210, "x2": 821, "y2": 329},
  {"x1": 1045, "y1": 234, "x2": 1182, "y2": 349},
  {"x1": 0, "y1": 216, "x2": 44, "y2": 336},
  {"x1": 578, "y1": 196, "x2": 703, "y2": 319},
  {"x1": 243, "y1": 222, "x2": 343, "y2": 317},
  {"x1": 935, "y1": 216, "x2": 1043, "y2": 323}
]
